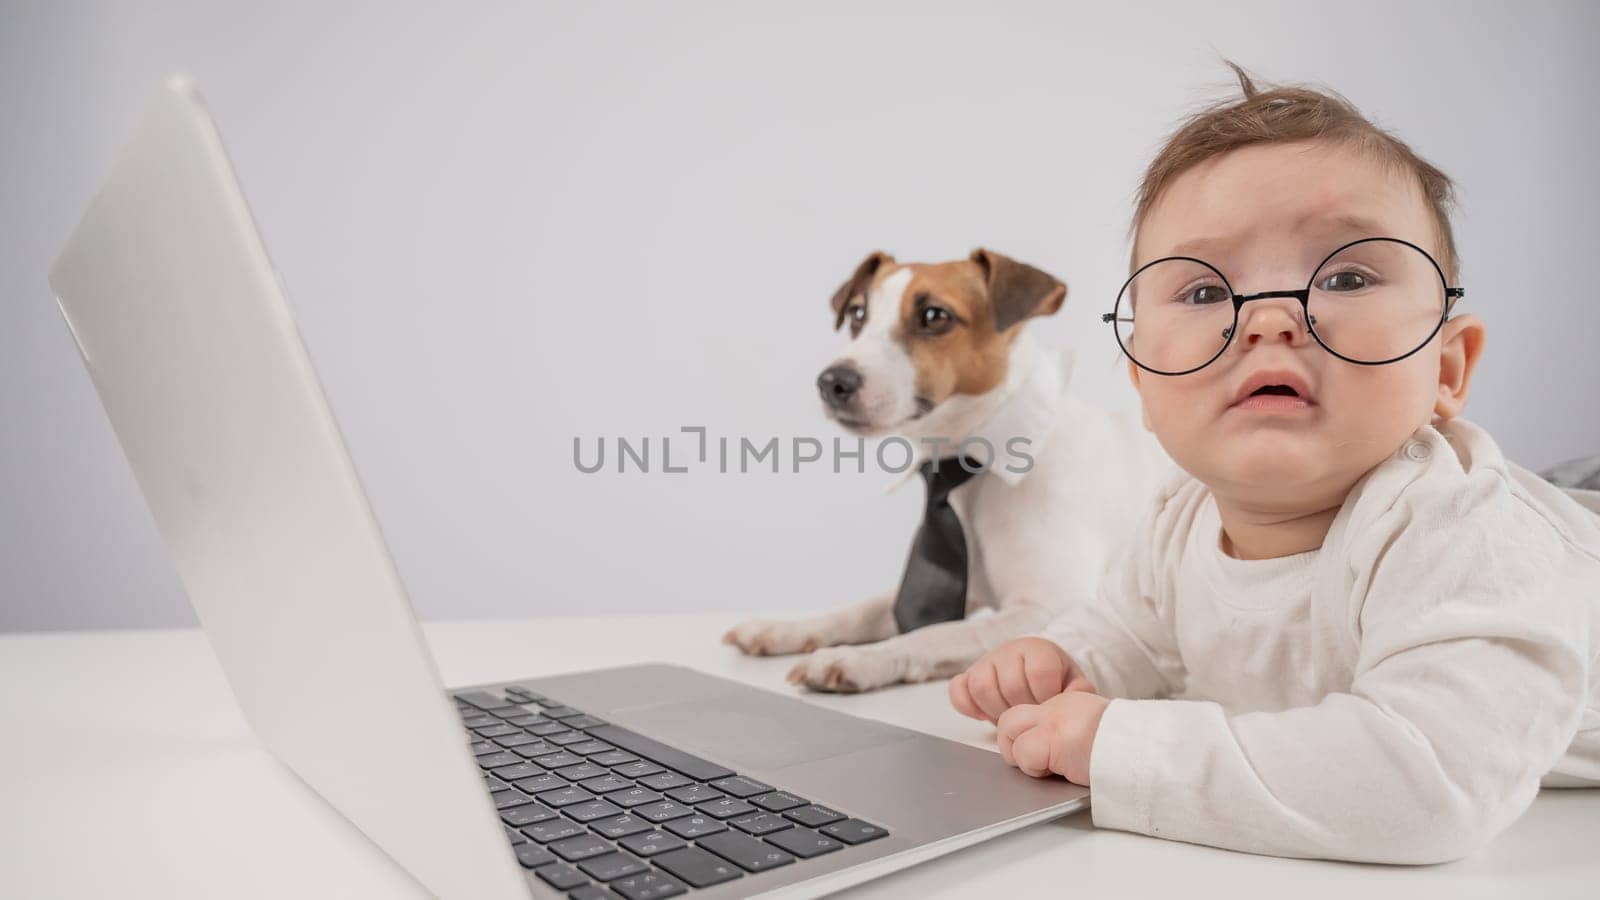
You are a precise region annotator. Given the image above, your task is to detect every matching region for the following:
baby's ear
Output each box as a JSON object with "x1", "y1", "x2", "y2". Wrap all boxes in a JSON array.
[
  {"x1": 830, "y1": 251, "x2": 894, "y2": 330},
  {"x1": 969, "y1": 248, "x2": 1067, "y2": 332},
  {"x1": 1434, "y1": 313, "x2": 1486, "y2": 420}
]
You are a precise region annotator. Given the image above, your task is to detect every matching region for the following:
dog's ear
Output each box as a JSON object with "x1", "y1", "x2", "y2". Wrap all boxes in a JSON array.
[
  {"x1": 830, "y1": 251, "x2": 895, "y2": 330},
  {"x1": 969, "y1": 248, "x2": 1067, "y2": 332}
]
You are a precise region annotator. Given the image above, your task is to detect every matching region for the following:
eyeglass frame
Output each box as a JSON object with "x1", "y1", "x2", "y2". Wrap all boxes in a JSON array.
[{"x1": 1101, "y1": 235, "x2": 1466, "y2": 376}]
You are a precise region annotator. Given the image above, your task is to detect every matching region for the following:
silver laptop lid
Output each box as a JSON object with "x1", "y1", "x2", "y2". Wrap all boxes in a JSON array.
[{"x1": 47, "y1": 76, "x2": 527, "y2": 900}]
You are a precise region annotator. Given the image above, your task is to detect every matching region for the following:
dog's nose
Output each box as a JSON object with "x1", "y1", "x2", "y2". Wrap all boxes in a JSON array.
[{"x1": 817, "y1": 365, "x2": 863, "y2": 409}]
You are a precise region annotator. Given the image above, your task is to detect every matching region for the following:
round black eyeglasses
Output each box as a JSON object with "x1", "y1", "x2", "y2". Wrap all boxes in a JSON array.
[{"x1": 1101, "y1": 236, "x2": 1465, "y2": 376}]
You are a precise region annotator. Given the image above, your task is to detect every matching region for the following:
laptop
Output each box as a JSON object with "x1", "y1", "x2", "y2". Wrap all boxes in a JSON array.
[{"x1": 46, "y1": 75, "x2": 1088, "y2": 899}]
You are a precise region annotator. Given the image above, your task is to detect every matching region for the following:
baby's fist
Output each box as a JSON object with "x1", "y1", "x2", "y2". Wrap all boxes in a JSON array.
[
  {"x1": 995, "y1": 690, "x2": 1110, "y2": 785},
  {"x1": 948, "y1": 637, "x2": 1094, "y2": 723}
]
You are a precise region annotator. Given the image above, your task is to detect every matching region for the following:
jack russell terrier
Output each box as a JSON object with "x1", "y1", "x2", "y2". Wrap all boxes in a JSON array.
[{"x1": 723, "y1": 248, "x2": 1176, "y2": 692}]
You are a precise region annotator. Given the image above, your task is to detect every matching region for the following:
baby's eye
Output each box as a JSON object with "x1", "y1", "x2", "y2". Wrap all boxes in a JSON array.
[
  {"x1": 1183, "y1": 285, "x2": 1230, "y2": 306},
  {"x1": 1319, "y1": 270, "x2": 1368, "y2": 292}
]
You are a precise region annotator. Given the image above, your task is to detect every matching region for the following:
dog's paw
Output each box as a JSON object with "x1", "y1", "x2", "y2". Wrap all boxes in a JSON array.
[
  {"x1": 785, "y1": 646, "x2": 903, "y2": 693},
  {"x1": 722, "y1": 619, "x2": 828, "y2": 657}
]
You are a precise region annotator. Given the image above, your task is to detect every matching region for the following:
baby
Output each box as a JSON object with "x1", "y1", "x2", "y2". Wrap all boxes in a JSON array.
[{"x1": 948, "y1": 63, "x2": 1600, "y2": 864}]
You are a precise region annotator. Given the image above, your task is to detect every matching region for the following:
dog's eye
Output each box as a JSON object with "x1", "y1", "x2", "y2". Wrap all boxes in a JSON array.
[
  {"x1": 918, "y1": 306, "x2": 954, "y2": 333},
  {"x1": 848, "y1": 304, "x2": 867, "y2": 335}
]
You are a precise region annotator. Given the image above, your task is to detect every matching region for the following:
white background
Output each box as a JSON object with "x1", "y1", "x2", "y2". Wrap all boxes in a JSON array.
[{"x1": 4, "y1": 1, "x2": 1597, "y2": 630}]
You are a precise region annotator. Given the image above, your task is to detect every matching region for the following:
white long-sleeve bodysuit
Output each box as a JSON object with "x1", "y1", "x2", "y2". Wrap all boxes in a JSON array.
[{"x1": 1033, "y1": 416, "x2": 1600, "y2": 864}]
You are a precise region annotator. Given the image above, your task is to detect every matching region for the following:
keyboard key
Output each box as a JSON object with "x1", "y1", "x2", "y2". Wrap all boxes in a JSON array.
[
  {"x1": 485, "y1": 777, "x2": 509, "y2": 792},
  {"x1": 506, "y1": 686, "x2": 545, "y2": 702},
  {"x1": 550, "y1": 834, "x2": 613, "y2": 862},
  {"x1": 507, "y1": 714, "x2": 546, "y2": 727},
  {"x1": 513, "y1": 843, "x2": 557, "y2": 868},
  {"x1": 612, "y1": 761, "x2": 665, "y2": 779},
  {"x1": 493, "y1": 733, "x2": 543, "y2": 749},
  {"x1": 490, "y1": 763, "x2": 542, "y2": 781},
  {"x1": 585, "y1": 725, "x2": 735, "y2": 781},
  {"x1": 663, "y1": 814, "x2": 725, "y2": 839},
  {"x1": 504, "y1": 825, "x2": 527, "y2": 844},
  {"x1": 603, "y1": 787, "x2": 663, "y2": 809},
  {"x1": 470, "y1": 741, "x2": 498, "y2": 756},
  {"x1": 487, "y1": 706, "x2": 532, "y2": 719},
  {"x1": 633, "y1": 801, "x2": 694, "y2": 823},
  {"x1": 653, "y1": 846, "x2": 743, "y2": 888},
  {"x1": 708, "y1": 775, "x2": 772, "y2": 798},
  {"x1": 512, "y1": 742, "x2": 558, "y2": 759},
  {"x1": 513, "y1": 773, "x2": 568, "y2": 794},
  {"x1": 696, "y1": 797, "x2": 756, "y2": 819},
  {"x1": 547, "y1": 731, "x2": 590, "y2": 746},
  {"x1": 477, "y1": 752, "x2": 521, "y2": 769},
  {"x1": 568, "y1": 887, "x2": 611, "y2": 900},
  {"x1": 590, "y1": 750, "x2": 638, "y2": 767},
  {"x1": 461, "y1": 715, "x2": 498, "y2": 729},
  {"x1": 534, "y1": 862, "x2": 588, "y2": 890},
  {"x1": 665, "y1": 783, "x2": 722, "y2": 805},
  {"x1": 528, "y1": 722, "x2": 569, "y2": 736},
  {"x1": 576, "y1": 768, "x2": 630, "y2": 787},
  {"x1": 764, "y1": 827, "x2": 843, "y2": 859},
  {"x1": 532, "y1": 697, "x2": 563, "y2": 708},
  {"x1": 523, "y1": 820, "x2": 585, "y2": 843},
  {"x1": 537, "y1": 786, "x2": 595, "y2": 808},
  {"x1": 542, "y1": 706, "x2": 585, "y2": 719},
  {"x1": 563, "y1": 799, "x2": 623, "y2": 823},
  {"x1": 618, "y1": 829, "x2": 686, "y2": 857},
  {"x1": 750, "y1": 791, "x2": 807, "y2": 813},
  {"x1": 635, "y1": 771, "x2": 693, "y2": 791},
  {"x1": 784, "y1": 804, "x2": 845, "y2": 828},
  {"x1": 502, "y1": 803, "x2": 559, "y2": 827},
  {"x1": 569, "y1": 740, "x2": 617, "y2": 756},
  {"x1": 590, "y1": 813, "x2": 654, "y2": 839},
  {"x1": 554, "y1": 763, "x2": 610, "y2": 781},
  {"x1": 532, "y1": 751, "x2": 584, "y2": 769},
  {"x1": 697, "y1": 829, "x2": 796, "y2": 873},
  {"x1": 579, "y1": 774, "x2": 633, "y2": 794},
  {"x1": 563, "y1": 714, "x2": 608, "y2": 730},
  {"x1": 731, "y1": 812, "x2": 793, "y2": 836},
  {"x1": 455, "y1": 690, "x2": 516, "y2": 710},
  {"x1": 821, "y1": 818, "x2": 889, "y2": 845},
  {"x1": 494, "y1": 791, "x2": 537, "y2": 811},
  {"x1": 474, "y1": 724, "x2": 520, "y2": 739},
  {"x1": 576, "y1": 850, "x2": 649, "y2": 882},
  {"x1": 610, "y1": 870, "x2": 688, "y2": 900}
]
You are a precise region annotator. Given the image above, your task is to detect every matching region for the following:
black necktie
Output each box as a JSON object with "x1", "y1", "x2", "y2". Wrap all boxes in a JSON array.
[{"x1": 893, "y1": 456, "x2": 983, "y2": 633}]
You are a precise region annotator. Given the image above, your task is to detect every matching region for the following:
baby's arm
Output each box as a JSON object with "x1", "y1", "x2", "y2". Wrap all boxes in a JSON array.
[
  {"x1": 1010, "y1": 488, "x2": 1595, "y2": 864},
  {"x1": 950, "y1": 497, "x2": 1186, "y2": 720}
]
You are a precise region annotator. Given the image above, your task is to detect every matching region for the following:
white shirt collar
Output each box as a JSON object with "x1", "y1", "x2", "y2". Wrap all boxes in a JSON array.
[{"x1": 881, "y1": 341, "x2": 1075, "y2": 495}]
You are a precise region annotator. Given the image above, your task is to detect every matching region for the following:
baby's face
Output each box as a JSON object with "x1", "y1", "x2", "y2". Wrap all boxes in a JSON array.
[{"x1": 1129, "y1": 140, "x2": 1475, "y2": 508}]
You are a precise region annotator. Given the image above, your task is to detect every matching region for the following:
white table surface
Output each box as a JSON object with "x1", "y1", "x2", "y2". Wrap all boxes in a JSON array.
[{"x1": 3, "y1": 612, "x2": 1595, "y2": 899}]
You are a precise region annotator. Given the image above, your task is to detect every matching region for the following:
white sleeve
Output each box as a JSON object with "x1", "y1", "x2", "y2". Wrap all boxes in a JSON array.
[
  {"x1": 1028, "y1": 494, "x2": 1187, "y2": 700},
  {"x1": 1084, "y1": 474, "x2": 1596, "y2": 864}
]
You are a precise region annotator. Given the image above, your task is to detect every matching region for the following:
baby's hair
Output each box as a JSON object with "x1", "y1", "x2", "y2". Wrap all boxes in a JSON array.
[{"x1": 1128, "y1": 59, "x2": 1461, "y2": 286}]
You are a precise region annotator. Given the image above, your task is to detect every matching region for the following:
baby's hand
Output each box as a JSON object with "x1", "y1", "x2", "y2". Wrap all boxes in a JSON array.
[
  {"x1": 948, "y1": 637, "x2": 1095, "y2": 723},
  {"x1": 995, "y1": 690, "x2": 1110, "y2": 785}
]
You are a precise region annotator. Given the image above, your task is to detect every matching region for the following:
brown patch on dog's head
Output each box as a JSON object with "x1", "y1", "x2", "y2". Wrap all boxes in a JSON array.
[
  {"x1": 829, "y1": 251, "x2": 896, "y2": 330},
  {"x1": 896, "y1": 250, "x2": 1067, "y2": 408}
]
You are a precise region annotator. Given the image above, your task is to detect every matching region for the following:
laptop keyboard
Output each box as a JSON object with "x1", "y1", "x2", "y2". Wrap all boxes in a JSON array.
[{"x1": 455, "y1": 685, "x2": 890, "y2": 899}]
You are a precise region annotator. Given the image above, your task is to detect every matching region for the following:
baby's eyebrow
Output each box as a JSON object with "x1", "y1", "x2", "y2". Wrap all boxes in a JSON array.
[{"x1": 1164, "y1": 212, "x2": 1390, "y2": 259}]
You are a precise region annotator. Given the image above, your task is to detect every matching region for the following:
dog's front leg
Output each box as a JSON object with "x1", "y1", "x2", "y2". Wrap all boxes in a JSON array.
[
  {"x1": 722, "y1": 592, "x2": 898, "y2": 657},
  {"x1": 786, "y1": 602, "x2": 1056, "y2": 693}
]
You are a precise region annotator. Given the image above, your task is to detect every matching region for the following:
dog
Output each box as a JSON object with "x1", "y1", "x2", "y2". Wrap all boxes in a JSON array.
[{"x1": 723, "y1": 248, "x2": 1176, "y2": 692}]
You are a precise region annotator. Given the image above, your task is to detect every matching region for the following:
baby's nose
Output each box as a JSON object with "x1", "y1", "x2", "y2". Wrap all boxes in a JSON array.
[{"x1": 1235, "y1": 301, "x2": 1310, "y2": 346}]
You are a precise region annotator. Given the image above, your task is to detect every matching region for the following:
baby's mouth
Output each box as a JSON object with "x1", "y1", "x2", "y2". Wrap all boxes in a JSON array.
[{"x1": 1229, "y1": 384, "x2": 1316, "y2": 413}]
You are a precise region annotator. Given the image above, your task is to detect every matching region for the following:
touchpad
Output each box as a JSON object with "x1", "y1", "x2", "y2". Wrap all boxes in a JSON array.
[{"x1": 611, "y1": 689, "x2": 916, "y2": 772}]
